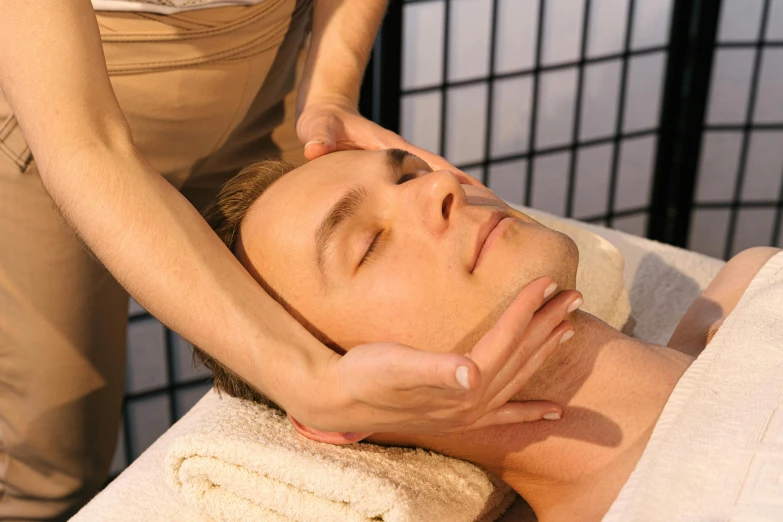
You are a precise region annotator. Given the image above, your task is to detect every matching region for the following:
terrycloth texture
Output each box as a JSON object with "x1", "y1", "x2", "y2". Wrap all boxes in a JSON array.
[
  {"x1": 165, "y1": 396, "x2": 517, "y2": 522},
  {"x1": 604, "y1": 252, "x2": 783, "y2": 522},
  {"x1": 72, "y1": 217, "x2": 725, "y2": 522},
  {"x1": 517, "y1": 206, "x2": 632, "y2": 332}
]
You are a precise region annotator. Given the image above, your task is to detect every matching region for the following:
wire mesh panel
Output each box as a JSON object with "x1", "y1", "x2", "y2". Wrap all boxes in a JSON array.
[
  {"x1": 398, "y1": 0, "x2": 674, "y2": 237},
  {"x1": 688, "y1": 0, "x2": 783, "y2": 258}
]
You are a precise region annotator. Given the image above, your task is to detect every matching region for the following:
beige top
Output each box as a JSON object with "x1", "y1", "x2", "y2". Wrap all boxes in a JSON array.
[{"x1": 91, "y1": 0, "x2": 265, "y2": 14}]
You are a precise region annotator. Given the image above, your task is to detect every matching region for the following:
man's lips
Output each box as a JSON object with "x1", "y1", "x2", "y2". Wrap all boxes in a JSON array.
[{"x1": 470, "y1": 212, "x2": 511, "y2": 273}]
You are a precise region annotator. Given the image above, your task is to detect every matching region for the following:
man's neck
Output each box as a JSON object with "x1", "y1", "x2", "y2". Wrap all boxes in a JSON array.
[{"x1": 496, "y1": 311, "x2": 694, "y2": 522}]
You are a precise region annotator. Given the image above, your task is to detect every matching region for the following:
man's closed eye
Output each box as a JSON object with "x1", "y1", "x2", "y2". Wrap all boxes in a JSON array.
[
  {"x1": 358, "y1": 172, "x2": 418, "y2": 267},
  {"x1": 359, "y1": 231, "x2": 383, "y2": 267},
  {"x1": 397, "y1": 173, "x2": 418, "y2": 185}
]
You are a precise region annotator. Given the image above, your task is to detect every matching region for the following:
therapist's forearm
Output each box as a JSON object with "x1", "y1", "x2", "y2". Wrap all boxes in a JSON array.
[
  {"x1": 297, "y1": 0, "x2": 388, "y2": 112},
  {"x1": 60, "y1": 148, "x2": 331, "y2": 405},
  {"x1": 0, "y1": 0, "x2": 329, "y2": 408}
]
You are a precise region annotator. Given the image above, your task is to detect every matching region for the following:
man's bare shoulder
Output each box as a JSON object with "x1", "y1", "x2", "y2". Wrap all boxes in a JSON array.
[{"x1": 668, "y1": 246, "x2": 782, "y2": 357}]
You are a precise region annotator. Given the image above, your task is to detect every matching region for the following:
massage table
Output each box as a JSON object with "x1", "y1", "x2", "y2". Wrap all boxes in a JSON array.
[{"x1": 72, "y1": 215, "x2": 725, "y2": 522}]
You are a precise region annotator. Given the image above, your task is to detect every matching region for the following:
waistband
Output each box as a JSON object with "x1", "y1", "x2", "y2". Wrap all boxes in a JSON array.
[
  {"x1": 92, "y1": 0, "x2": 266, "y2": 15},
  {"x1": 98, "y1": 0, "x2": 311, "y2": 75}
]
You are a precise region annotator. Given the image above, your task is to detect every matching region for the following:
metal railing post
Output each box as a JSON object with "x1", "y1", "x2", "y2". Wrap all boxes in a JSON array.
[
  {"x1": 359, "y1": 0, "x2": 403, "y2": 133},
  {"x1": 647, "y1": 0, "x2": 723, "y2": 246}
]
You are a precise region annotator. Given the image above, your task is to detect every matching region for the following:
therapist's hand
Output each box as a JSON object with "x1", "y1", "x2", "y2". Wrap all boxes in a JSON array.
[
  {"x1": 296, "y1": 96, "x2": 485, "y2": 188},
  {"x1": 293, "y1": 277, "x2": 581, "y2": 442}
]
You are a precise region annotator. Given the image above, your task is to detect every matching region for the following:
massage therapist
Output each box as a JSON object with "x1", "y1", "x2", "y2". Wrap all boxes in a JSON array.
[{"x1": 0, "y1": 1, "x2": 568, "y2": 518}]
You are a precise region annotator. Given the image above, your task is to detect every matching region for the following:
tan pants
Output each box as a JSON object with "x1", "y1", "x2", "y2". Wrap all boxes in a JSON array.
[{"x1": 0, "y1": 1, "x2": 309, "y2": 519}]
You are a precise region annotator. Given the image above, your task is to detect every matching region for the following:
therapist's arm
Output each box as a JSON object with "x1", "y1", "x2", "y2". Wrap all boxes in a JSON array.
[
  {"x1": 0, "y1": 1, "x2": 329, "y2": 410},
  {"x1": 0, "y1": 0, "x2": 566, "y2": 434}
]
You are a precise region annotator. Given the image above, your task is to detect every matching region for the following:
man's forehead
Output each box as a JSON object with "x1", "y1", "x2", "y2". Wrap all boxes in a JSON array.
[
  {"x1": 243, "y1": 154, "x2": 369, "y2": 257},
  {"x1": 265, "y1": 151, "x2": 376, "y2": 196},
  {"x1": 256, "y1": 151, "x2": 394, "y2": 219}
]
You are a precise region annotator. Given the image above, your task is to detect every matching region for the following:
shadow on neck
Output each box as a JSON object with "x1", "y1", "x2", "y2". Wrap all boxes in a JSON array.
[{"x1": 495, "y1": 311, "x2": 694, "y2": 521}]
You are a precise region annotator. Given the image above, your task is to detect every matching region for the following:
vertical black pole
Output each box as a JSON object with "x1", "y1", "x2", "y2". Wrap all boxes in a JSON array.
[
  {"x1": 359, "y1": 0, "x2": 403, "y2": 133},
  {"x1": 606, "y1": 0, "x2": 636, "y2": 228},
  {"x1": 647, "y1": 0, "x2": 723, "y2": 246},
  {"x1": 525, "y1": 0, "x2": 546, "y2": 207},
  {"x1": 773, "y1": 162, "x2": 783, "y2": 247},
  {"x1": 438, "y1": 0, "x2": 452, "y2": 158},
  {"x1": 481, "y1": 0, "x2": 500, "y2": 187},
  {"x1": 122, "y1": 396, "x2": 133, "y2": 464},
  {"x1": 165, "y1": 328, "x2": 179, "y2": 423},
  {"x1": 565, "y1": 0, "x2": 592, "y2": 218}
]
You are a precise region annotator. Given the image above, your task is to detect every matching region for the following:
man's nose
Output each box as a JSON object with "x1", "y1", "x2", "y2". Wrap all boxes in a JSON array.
[{"x1": 408, "y1": 169, "x2": 464, "y2": 234}]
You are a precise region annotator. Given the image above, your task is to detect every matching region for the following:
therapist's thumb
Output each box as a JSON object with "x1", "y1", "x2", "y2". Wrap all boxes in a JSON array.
[
  {"x1": 384, "y1": 345, "x2": 481, "y2": 391},
  {"x1": 300, "y1": 117, "x2": 336, "y2": 161},
  {"x1": 343, "y1": 342, "x2": 481, "y2": 393}
]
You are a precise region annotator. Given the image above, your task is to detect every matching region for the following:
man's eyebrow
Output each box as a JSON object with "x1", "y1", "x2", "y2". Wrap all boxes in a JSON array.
[
  {"x1": 315, "y1": 185, "x2": 370, "y2": 275},
  {"x1": 385, "y1": 148, "x2": 414, "y2": 173},
  {"x1": 314, "y1": 149, "x2": 414, "y2": 277}
]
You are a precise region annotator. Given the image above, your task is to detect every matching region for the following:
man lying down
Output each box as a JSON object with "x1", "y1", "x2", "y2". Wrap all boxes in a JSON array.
[{"x1": 195, "y1": 148, "x2": 783, "y2": 522}]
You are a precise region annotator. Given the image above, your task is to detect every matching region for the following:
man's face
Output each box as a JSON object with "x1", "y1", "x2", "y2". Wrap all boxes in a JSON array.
[
  {"x1": 240, "y1": 149, "x2": 578, "y2": 358},
  {"x1": 239, "y1": 150, "x2": 579, "y2": 473}
]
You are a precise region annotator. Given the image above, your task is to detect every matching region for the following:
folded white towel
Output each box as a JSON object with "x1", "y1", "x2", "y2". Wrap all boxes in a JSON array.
[
  {"x1": 604, "y1": 252, "x2": 783, "y2": 521},
  {"x1": 165, "y1": 395, "x2": 517, "y2": 522}
]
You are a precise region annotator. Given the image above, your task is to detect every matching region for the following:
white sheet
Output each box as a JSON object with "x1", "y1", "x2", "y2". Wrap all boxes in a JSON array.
[
  {"x1": 73, "y1": 215, "x2": 725, "y2": 522},
  {"x1": 603, "y1": 252, "x2": 783, "y2": 521}
]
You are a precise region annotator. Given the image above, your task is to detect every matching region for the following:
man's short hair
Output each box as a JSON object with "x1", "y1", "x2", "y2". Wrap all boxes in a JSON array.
[{"x1": 194, "y1": 159, "x2": 296, "y2": 411}]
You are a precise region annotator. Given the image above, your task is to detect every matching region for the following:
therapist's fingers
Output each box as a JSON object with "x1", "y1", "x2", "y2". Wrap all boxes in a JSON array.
[
  {"x1": 484, "y1": 290, "x2": 582, "y2": 402},
  {"x1": 486, "y1": 320, "x2": 575, "y2": 412},
  {"x1": 304, "y1": 140, "x2": 335, "y2": 161},
  {"x1": 469, "y1": 277, "x2": 558, "y2": 378},
  {"x1": 287, "y1": 414, "x2": 373, "y2": 445},
  {"x1": 463, "y1": 400, "x2": 563, "y2": 430}
]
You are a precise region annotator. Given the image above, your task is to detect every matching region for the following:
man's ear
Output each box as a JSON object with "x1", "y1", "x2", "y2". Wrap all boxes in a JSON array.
[{"x1": 287, "y1": 414, "x2": 372, "y2": 445}]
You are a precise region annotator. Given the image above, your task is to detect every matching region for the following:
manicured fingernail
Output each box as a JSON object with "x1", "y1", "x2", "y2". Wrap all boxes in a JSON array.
[
  {"x1": 455, "y1": 365, "x2": 471, "y2": 390},
  {"x1": 559, "y1": 329, "x2": 574, "y2": 344},
  {"x1": 567, "y1": 297, "x2": 583, "y2": 313},
  {"x1": 305, "y1": 141, "x2": 323, "y2": 148},
  {"x1": 543, "y1": 282, "x2": 558, "y2": 299},
  {"x1": 543, "y1": 412, "x2": 561, "y2": 420}
]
